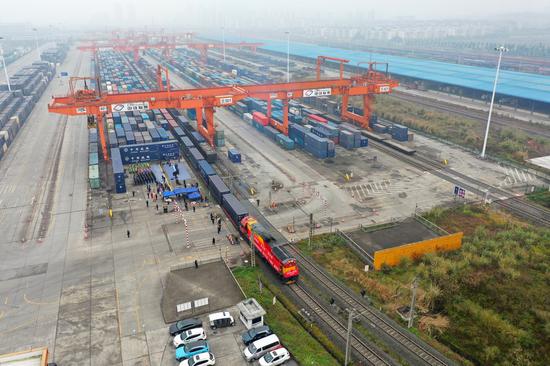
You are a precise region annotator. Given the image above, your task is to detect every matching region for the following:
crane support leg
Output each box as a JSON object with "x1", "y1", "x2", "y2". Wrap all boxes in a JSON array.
[
  {"x1": 282, "y1": 99, "x2": 289, "y2": 135},
  {"x1": 341, "y1": 94, "x2": 372, "y2": 130},
  {"x1": 204, "y1": 107, "x2": 215, "y2": 148},
  {"x1": 96, "y1": 113, "x2": 109, "y2": 161}
]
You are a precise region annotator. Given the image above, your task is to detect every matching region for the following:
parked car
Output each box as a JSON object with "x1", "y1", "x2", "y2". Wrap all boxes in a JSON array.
[
  {"x1": 174, "y1": 327, "x2": 207, "y2": 347},
  {"x1": 179, "y1": 352, "x2": 216, "y2": 366},
  {"x1": 208, "y1": 311, "x2": 234, "y2": 329},
  {"x1": 175, "y1": 340, "x2": 209, "y2": 362},
  {"x1": 243, "y1": 334, "x2": 281, "y2": 361},
  {"x1": 169, "y1": 318, "x2": 202, "y2": 336},
  {"x1": 259, "y1": 348, "x2": 291, "y2": 366},
  {"x1": 241, "y1": 325, "x2": 272, "y2": 345}
]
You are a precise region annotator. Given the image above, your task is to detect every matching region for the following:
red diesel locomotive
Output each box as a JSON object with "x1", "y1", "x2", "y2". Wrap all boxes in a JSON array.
[{"x1": 240, "y1": 216, "x2": 299, "y2": 284}]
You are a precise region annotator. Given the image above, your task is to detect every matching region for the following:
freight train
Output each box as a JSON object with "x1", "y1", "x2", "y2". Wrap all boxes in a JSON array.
[
  {"x1": 161, "y1": 108, "x2": 300, "y2": 284},
  {"x1": 240, "y1": 216, "x2": 299, "y2": 284}
]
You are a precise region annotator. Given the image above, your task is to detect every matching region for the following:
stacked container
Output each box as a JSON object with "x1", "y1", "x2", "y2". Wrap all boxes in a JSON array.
[
  {"x1": 391, "y1": 124, "x2": 409, "y2": 141},
  {"x1": 111, "y1": 148, "x2": 126, "y2": 193},
  {"x1": 88, "y1": 128, "x2": 100, "y2": 189},
  {"x1": 228, "y1": 148, "x2": 241, "y2": 163},
  {"x1": 304, "y1": 132, "x2": 330, "y2": 159}
]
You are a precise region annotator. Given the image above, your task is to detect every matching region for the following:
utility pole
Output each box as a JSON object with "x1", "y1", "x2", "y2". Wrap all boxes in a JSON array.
[
  {"x1": 408, "y1": 277, "x2": 418, "y2": 328},
  {"x1": 0, "y1": 37, "x2": 11, "y2": 92},
  {"x1": 308, "y1": 213, "x2": 313, "y2": 249},
  {"x1": 345, "y1": 308, "x2": 354, "y2": 366},
  {"x1": 222, "y1": 26, "x2": 226, "y2": 63},
  {"x1": 250, "y1": 229, "x2": 256, "y2": 267},
  {"x1": 481, "y1": 46, "x2": 508, "y2": 159},
  {"x1": 329, "y1": 217, "x2": 333, "y2": 233},
  {"x1": 285, "y1": 31, "x2": 290, "y2": 83}
]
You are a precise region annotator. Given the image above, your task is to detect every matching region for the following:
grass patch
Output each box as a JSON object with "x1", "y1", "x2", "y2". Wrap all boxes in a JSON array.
[
  {"x1": 371, "y1": 95, "x2": 550, "y2": 163},
  {"x1": 526, "y1": 187, "x2": 550, "y2": 208},
  {"x1": 296, "y1": 206, "x2": 550, "y2": 365},
  {"x1": 233, "y1": 266, "x2": 341, "y2": 366}
]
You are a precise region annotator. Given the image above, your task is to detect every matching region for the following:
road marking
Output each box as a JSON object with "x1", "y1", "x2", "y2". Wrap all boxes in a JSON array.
[{"x1": 23, "y1": 293, "x2": 58, "y2": 305}]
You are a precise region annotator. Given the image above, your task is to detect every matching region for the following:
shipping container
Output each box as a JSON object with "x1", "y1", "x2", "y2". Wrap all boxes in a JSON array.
[
  {"x1": 222, "y1": 193, "x2": 248, "y2": 226},
  {"x1": 208, "y1": 174, "x2": 230, "y2": 203},
  {"x1": 198, "y1": 160, "x2": 216, "y2": 183},
  {"x1": 228, "y1": 148, "x2": 241, "y2": 163},
  {"x1": 276, "y1": 134, "x2": 295, "y2": 150}
]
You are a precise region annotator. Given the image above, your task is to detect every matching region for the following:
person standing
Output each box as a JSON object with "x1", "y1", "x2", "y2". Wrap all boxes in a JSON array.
[
  {"x1": 212, "y1": 237, "x2": 216, "y2": 246},
  {"x1": 127, "y1": 230, "x2": 131, "y2": 238},
  {"x1": 146, "y1": 200, "x2": 149, "y2": 208}
]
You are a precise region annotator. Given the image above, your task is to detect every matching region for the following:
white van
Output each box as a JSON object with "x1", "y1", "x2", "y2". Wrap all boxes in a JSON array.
[
  {"x1": 243, "y1": 334, "x2": 281, "y2": 361},
  {"x1": 208, "y1": 311, "x2": 235, "y2": 329}
]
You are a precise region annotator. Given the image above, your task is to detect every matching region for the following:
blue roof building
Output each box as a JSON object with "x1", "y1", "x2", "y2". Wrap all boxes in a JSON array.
[{"x1": 207, "y1": 35, "x2": 550, "y2": 108}]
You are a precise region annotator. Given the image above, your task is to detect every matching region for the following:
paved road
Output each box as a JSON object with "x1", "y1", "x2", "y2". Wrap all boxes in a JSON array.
[
  {"x1": 0, "y1": 44, "x2": 53, "y2": 84},
  {"x1": 0, "y1": 47, "x2": 88, "y2": 354}
]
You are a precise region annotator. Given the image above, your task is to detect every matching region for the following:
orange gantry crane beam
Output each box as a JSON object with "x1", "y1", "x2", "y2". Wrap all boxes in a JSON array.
[
  {"x1": 78, "y1": 42, "x2": 177, "y2": 63},
  {"x1": 48, "y1": 58, "x2": 398, "y2": 161}
]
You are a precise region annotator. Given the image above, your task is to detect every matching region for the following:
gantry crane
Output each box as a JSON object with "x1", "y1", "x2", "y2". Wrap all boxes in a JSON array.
[{"x1": 48, "y1": 56, "x2": 398, "y2": 161}]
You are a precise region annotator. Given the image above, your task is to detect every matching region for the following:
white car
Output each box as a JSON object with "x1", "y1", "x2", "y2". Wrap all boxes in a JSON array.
[
  {"x1": 173, "y1": 327, "x2": 207, "y2": 347},
  {"x1": 259, "y1": 348, "x2": 291, "y2": 366},
  {"x1": 179, "y1": 352, "x2": 215, "y2": 366}
]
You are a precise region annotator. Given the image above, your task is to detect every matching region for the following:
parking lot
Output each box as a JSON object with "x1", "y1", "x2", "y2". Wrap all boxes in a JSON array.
[{"x1": 156, "y1": 304, "x2": 298, "y2": 366}]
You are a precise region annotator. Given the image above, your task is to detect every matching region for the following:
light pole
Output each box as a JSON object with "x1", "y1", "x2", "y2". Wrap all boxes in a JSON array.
[
  {"x1": 32, "y1": 28, "x2": 39, "y2": 57},
  {"x1": 344, "y1": 307, "x2": 370, "y2": 366},
  {"x1": 222, "y1": 26, "x2": 226, "y2": 63},
  {"x1": 0, "y1": 37, "x2": 11, "y2": 91},
  {"x1": 480, "y1": 46, "x2": 508, "y2": 159},
  {"x1": 285, "y1": 31, "x2": 290, "y2": 83}
]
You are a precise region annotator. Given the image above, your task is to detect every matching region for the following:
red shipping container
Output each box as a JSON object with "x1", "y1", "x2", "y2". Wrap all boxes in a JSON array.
[
  {"x1": 253, "y1": 112, "x2": 269, "y2": 126},
  {"x1": 307, "y1": 114, "x2": 328, "y2": 123}
]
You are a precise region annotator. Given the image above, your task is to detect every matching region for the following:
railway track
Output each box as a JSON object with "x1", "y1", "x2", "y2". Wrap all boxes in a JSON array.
[
  {"x1": 286, "y1": 245, "x2": 455, "y2": 366},
  {"x1": 390, "y1": 92, "x2": 550, "y2": 139},
  {"x1": 288, "y1": 283, "x2": 395, "y2": 366},
  {"x1": 370, "y1": 139, "x2": 550, "y2": 226}
]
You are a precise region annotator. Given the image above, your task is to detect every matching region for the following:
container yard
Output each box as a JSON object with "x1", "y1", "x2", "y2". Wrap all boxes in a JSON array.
[{"x1": 1, "y1": 3, "x2": 550, "y2": 366}]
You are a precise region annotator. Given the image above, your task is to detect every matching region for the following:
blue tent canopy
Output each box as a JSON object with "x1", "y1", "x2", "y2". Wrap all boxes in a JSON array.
[{"x1": 162, "y1": 187, "x2": 200, "y2": 199}]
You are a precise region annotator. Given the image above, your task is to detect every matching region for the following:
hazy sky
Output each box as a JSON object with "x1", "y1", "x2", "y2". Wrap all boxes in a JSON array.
[{"x1": 2, "y1": 0, "x2": 550, "y2": 27}]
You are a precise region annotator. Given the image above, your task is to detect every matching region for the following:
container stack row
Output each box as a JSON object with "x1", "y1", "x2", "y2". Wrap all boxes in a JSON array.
[
  {"x1": 40, "y1": 44, "x2": 69, "y2": 64},
  {"x1": 0, "y1": 61, "x2": 57, "y2": 162},
  {"x1": 96, "y1": 50, "x2": 149, "y2": 94},
  {"x1": 88, "y1": 128, "x2": 100, "y2": 189},
  {"x1": 111, "y1": 148, "x2": 126, "y2": 193}
]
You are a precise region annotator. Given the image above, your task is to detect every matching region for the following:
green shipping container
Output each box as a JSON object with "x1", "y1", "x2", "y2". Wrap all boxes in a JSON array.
[
  {"x1": 214, "y1": 130, "x2": 225, "y2": 139},
  {"x1": 89, "y1": 164, "x2": 99, "y2": 180},
  {"x1": 89, "y1": 152, "x2": 99, "y2": 165},
  {"x1": 215, "y1": 137, "x2": 225, "y2": 147},
  {"x1": 89, "y1": 178, "x2": 100, "y2": 189}
]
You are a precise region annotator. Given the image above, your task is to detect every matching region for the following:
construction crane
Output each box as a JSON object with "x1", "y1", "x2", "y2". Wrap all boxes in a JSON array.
[
  {"x1": 185, "y1": 42, "x2": 263, "y2": 64},
  {"x1": 48, "y1": 56, "x2": 398, "y2": 161}
]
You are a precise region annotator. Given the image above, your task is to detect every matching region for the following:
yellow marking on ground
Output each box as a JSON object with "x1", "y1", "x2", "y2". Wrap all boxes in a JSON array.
[
  {"x1": 4, "y1": 296, "x2": 8, "y2": 305},
  {"x1": 0, "y1": 310, "x2": 5, "y2": 321},
  {"x1": 23, "y1": 293, "x2": 57, "y2": 305},
  {"x1": 0, "y1": 320, "x2": 37, "y2": 335}
]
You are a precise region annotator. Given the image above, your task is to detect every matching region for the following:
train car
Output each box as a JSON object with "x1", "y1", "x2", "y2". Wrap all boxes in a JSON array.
[
  {"x1": 239, "y1": 216, "x2": 299, "y2": 284},
  {"x1": 381, "y1": 139, "x2": 416, "y2": 155}
]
